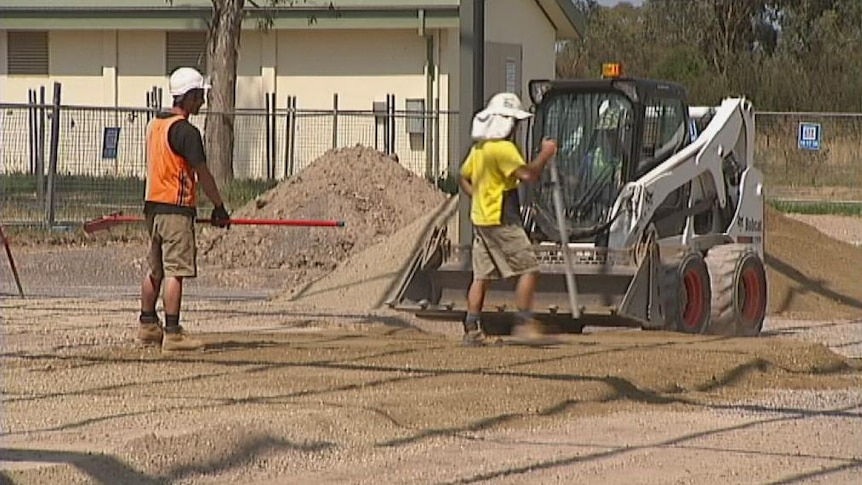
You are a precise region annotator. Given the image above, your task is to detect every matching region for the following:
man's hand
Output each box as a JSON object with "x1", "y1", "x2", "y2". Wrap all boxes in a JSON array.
[
  {"x1": 210, "y1": 204, "x2": 231, "y2": 229},
  {"x1": 540, "y1": 138, "x2": 558, "y2": 156},
  {"x1": 515, "y1": 138, "x2": 559, "y2": 183}
]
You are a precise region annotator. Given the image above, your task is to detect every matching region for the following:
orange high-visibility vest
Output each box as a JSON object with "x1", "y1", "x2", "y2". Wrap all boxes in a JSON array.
[{"x1": 145, "y1": 115, "x2": 197, "y2": 208}]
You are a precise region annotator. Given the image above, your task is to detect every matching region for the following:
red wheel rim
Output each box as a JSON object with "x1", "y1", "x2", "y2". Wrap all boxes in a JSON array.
[
  {"x1": 682, "y1": 268, "x2": 704, "y2": 329},
  {"x1": 740, "y1": 267, "x2": 764, "y2": 323}
]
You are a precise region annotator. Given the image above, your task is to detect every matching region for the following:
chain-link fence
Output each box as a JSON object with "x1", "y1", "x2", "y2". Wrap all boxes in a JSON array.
[
  {"x1": 755, "y1": 112, "x2": 862, "y2": 202},
  {"x1": 2, "y1": 90, "x2": 860, "y2": 227},
  {"x1": 0, "y1": 90, "x2": 460, "y2": 226}
]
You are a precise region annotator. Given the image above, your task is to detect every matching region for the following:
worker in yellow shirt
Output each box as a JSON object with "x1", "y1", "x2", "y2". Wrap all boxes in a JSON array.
[{"x1": 458, "y1": 93, "x2": 558, "y2": 346}]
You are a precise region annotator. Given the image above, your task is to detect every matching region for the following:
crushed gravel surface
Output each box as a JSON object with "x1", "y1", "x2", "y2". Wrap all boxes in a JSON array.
[
  {"x1": 1, "y1": 169, "x2": 862, "y2": 483},
  {"x1": 765, "y1": 206, "x2": 862, "y2": 319}
]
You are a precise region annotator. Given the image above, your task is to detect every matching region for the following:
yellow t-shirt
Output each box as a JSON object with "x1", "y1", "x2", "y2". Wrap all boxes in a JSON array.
[{"x1": 459, "y1": 140, "x2": 526, "y2": 226}]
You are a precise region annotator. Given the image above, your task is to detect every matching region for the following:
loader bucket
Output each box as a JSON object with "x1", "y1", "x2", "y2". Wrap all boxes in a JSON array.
[{"x1": 387, "y1": 206, "x2": 664, "y2": 334}]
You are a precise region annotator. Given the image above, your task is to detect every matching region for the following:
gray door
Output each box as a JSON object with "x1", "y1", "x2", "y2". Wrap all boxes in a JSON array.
[{"x1": 484, "y1": 42, "x2": 523, "y2": 103}]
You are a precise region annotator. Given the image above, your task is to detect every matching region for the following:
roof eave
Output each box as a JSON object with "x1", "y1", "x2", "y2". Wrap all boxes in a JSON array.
[
  {"x1": 0, "y1": 6, "x2": 459, "y2": 30},
  {"x1": 534, "y1": 0, "x2": 585, "y2": 40}
]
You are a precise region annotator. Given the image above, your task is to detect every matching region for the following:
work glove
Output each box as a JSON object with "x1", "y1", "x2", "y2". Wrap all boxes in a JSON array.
[{"x1": 210, "y1": 204, "x2": 231, "y2": 229}]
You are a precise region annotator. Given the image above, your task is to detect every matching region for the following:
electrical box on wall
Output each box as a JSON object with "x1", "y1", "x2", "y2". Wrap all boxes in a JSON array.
[
  {"x1": 405, "y1": 98, "x2": 425, "y2": 134},
  {"x1": 373, "y1": 101, "x2": 387, "y2": 122}
]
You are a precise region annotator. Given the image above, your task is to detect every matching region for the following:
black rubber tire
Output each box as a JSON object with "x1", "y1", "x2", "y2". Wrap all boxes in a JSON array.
[
  {"x1": 659, "y1": 252, "x2": 712, "y2": 334},
  {"x1": 705, "y1": 244, "x2": 767, "y2": 337}
]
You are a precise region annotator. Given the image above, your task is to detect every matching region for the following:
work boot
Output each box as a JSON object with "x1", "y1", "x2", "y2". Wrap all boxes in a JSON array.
[
  {"x1": 137, "y1": 322, "x2": 164, "y2": 346},
  {"x1": 162, "y1": 326, "x2": 204, "y2": 352},
  {"x1": 462, "y1": 328, "x2": 502, "y2": 347},
  {"x1": 511, "y1": 319, "x2": 560, "y2": 346}
]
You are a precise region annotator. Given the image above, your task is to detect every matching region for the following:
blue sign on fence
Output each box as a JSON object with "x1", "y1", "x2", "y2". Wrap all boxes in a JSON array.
[
  {"x1": 798, "y1": 122, "x2": 821, "y2": 151},
  {"x1": 102, "y1": 127, "x2": 121, "y2": 159}
]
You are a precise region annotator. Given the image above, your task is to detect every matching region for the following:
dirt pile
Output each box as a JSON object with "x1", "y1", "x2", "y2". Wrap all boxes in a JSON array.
[
  {"x1": 281, "y1": 196, "x2": 457, "y2": 311},
  {"x1": 765, "y1": 205, "x2": 862, "y2": 319},
  {"x1": 199, "y1": 145, "x2": 445, "y2": 289}
]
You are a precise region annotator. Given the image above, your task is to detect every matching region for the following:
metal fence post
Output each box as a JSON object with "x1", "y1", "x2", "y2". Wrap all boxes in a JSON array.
[
  {"x1": 265, "y1": 92, "x2": 273, "y2": 179},
  {"x1": 37, "y1": 86, "x2": 47, "y2": 207},
  {"x1": 332, "y1": 93, "x2": 339, "y2": 150},
  {"x1": 383, "y1": 95, "x2": 391, "y2": 154},
  {"x1": 270, "y1": 92, "x2": 277, "y2": 180},
  {"x1": 284, "y1": 95, "x2": 296, "y2": 178},
  {"x1": 433, "y1": 97, "x2": 441, "y2": 179},
  {"x1": 389, "y1": 94, "x2": 396, "y2": 157},
  {"x1": 45, "y1": 82, "x2": 62, "y2": 228},
  {"x1": 28, "y1": 90, "x2": 36, "y2": 175}
]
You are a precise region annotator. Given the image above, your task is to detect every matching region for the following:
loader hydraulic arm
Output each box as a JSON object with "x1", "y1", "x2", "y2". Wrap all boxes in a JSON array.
[{"x1": 606, "y1": 98, "x2": 757, "y2": 249}]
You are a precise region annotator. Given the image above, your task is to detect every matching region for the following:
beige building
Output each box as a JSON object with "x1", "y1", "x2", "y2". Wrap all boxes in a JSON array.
[{"x1": 0, "y1": 0, "x2": 583, "y2": 178}]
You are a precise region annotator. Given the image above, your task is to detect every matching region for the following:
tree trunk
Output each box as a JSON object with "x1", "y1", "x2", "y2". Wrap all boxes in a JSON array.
[{"x1": 205, "y1": 0, "x2": 245, "y2": 188}]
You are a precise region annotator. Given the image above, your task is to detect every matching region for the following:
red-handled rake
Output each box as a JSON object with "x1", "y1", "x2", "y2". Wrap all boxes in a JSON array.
[
  {"x1": 0, "y1": 222, "x2": 24, "y2": 297},
  {"x1": 83, "y1": 212, "x2": 346, "y2": 235}
]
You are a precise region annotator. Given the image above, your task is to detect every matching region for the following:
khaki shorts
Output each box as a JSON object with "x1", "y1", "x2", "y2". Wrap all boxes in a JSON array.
[
  {"x1": 146, "y1": 213, "x2": 197, "y2": 279},
  {"x1": 472, "y1": 224, "x2": 540, "y2": 280}
]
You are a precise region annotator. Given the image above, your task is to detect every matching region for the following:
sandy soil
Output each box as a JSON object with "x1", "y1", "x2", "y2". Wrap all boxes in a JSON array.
[
  {"x1": 1, "y1": 296, "x2": 860, "y2": 485},
  {"x1": 1, "y1": 152, "x2": 861, "y2": 484},
  {"x1": 1, "y1": 225, "x2": 861, "y2": 484}
]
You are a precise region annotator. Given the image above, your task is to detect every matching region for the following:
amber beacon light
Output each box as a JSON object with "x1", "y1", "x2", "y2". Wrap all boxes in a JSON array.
[{"x1": 601, "y1": 62, "x2": 622, "y2": 79}]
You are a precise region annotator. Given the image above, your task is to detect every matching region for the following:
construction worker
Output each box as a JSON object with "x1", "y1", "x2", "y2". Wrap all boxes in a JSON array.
[
  {"x1": 136, "y1": 67, "x2": 230, "y2": 352},
  {"x1": 458, "y1": 92, "x2": 558, "y2": 346}
]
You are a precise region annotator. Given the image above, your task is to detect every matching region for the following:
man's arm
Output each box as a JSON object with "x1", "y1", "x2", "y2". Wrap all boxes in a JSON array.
[
  {"x1": 458, "y1": 149, "x2": 475, "y2": 197},
  {"x1": 512, "y1": 139, "x2": 557, "y2": 183},
  {"x1": 168, "y1": 121, "x2": 225, "y2": 207},
  {"x1": 193, "y1": 165, "x2": 225, "y2": 208},
  {"x1": 459, "y1": 174, "x2": 473, "y2": 197}
]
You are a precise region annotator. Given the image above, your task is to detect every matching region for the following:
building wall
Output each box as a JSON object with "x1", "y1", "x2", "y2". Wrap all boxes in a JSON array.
[
  {"x1": 0, "y1": 27, "x2": 449, "y2": 179},
  {"x1": 0, "y1": 3, "x2": 561, "y2": 180},
  {"x1": 117, "y1": 31, "x2": 166, "y2": 107},
  {"x1": 485, "y1": 0, "x2": 556, "y2": 107},
  {"x1": 275, "y1": 29, "x2": 429, "y2": 110}
]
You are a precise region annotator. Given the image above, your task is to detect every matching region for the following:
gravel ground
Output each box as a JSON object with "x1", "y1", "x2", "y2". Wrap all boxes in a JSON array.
[
  {"x1": 0, "y1": 214, "x2": 860, "y2": 484},
  {"x1": 787, "y1": 214, "x2": 862, "y2": 247}
]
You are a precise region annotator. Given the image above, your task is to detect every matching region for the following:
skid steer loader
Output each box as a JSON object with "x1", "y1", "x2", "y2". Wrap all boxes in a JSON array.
[{"x1": 388, "y1": 72, "x2": 768, "y2": 337}]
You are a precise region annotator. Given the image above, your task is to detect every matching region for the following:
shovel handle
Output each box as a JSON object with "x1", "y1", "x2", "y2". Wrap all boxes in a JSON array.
[{"x1": 83, "y1": 213, "x2": 345, "y2": 234}]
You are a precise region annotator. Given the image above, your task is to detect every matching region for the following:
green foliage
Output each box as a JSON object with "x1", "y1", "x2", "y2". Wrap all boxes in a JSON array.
[
  {"x1": 562, "y1": 0, "x2": 862, "y2": 111},
  {"x1": 769, "y1": 200, "x2": 862, "y2": 217},
  {"x1": 207, "y1": 178, "x2": 280, "y2": 211},
  {"x1": 0, "y1": 173, "x2": 278, "y2": 220},
  {"x1": 430, "y1": 173, "x2": 459, "y2": 196}
]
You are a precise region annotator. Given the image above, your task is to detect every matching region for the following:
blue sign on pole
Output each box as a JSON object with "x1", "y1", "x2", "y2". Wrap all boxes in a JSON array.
[
  {"x1": 798, "y1": 122, "x2": 821, "y2": 151},
  {"x1": 102, "y1": 127, "x2": 121, "y2": 159}
]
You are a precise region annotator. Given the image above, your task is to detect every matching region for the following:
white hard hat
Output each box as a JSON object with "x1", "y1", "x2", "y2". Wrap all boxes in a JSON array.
[
  {"x1": 470, "y1": 92, "x2": 531, "y2": 140},
  {"x1": 481, "y1": 92, "x2": 533, "y2": 120},
  {"x1": 169, "y1": 67, "x2": 211, "y2": 97}
]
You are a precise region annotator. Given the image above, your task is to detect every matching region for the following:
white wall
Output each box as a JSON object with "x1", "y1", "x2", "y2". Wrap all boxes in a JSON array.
[
  {"x1": 274, "y1": 28, "x2": 434, "y2": 175},
  {"x1": 275, "y1": 29, "x2": 429, "y2": 110},
  {"x1": 117, "y1": 31, "x2": 165, "y2": 108},
  {"x1": 485, "y1": 0, "x2": 557, "y2": 105},
  {"x1": 50, "y1": 31, "x2": 106, "y2": 105},
  {"x1": 0, "y1": 26, "x2": 472, "y2": 180},
  {"x1": 0, "y1": 31, "x2": 8, "y2": 100}
]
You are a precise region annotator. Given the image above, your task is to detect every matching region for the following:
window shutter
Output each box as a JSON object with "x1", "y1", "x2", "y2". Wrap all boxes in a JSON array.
[
  {"x1": 7, "y1": 31, "x2": 49, "y2": 75},
  {"x1": 165, "y1": 31, "x2": 208, "y2": 75}
]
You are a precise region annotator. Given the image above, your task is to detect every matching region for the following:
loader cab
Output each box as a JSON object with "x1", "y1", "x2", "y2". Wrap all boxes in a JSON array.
[{"x1": 526, "y1": 77, "x2": 692, "y2": 243}]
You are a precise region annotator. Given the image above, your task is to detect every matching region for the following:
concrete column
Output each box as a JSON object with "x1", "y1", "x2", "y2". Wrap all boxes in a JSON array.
[
  {"x1": 102, "y1": 30, "x2": 118, "y2": 107},
  {"x1": 0, "y1": 31, "x2": 8, "y2": 101},
  {"x1": 456, "y1": 0, "x2": 484, "y2": 258},
  {"x1": 261, "y1": 31, "x2": 277, "y2": 100}
]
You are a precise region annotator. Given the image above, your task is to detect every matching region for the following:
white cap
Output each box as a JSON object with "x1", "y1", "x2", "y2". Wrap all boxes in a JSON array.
[
  {"x1": 471, "y1": 92, "x2": 532, "y2": 140},
  {"x1": 169, "y1": 67, "x2": 211, "y2": 97},
  {"x1": 482, "y1": 92, "x2": 533, "y2": 120}
]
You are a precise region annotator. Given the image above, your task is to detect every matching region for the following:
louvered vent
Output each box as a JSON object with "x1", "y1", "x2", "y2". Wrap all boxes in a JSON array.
[
  {"x1": 165, "y1": 31, "x2": 208, "y2": 75},
  {"x1": 7, "y1": 31, "x2": 49, "y2": 75}
]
